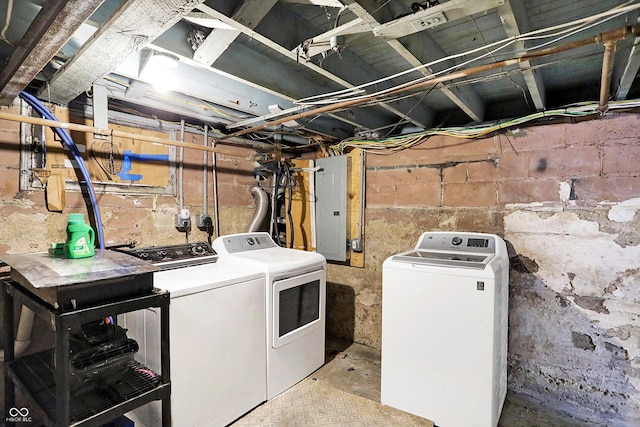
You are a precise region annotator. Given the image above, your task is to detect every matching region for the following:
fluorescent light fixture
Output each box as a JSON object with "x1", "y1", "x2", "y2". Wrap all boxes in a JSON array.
[
  {"x1": 147, "y1": 52, "x2": 179, "y2": 69},
  {"x1": 139, "y1": 51, "x2": 180, "y2": 92}
]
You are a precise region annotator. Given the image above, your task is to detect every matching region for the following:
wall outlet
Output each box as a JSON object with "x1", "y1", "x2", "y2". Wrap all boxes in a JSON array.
[
  {"x1": 195, "y1": 214, "x2": 212, "y2": 232},
  {"x1": 175, "y1": 214, "x2": 191, "y2": 232}
]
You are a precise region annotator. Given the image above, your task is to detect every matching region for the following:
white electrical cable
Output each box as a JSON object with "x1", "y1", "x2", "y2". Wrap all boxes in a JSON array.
[
  {"x1": 0, "y1": 0, "x2": 14, "y2": 46},
  {"x1": 295, "y1": 1, "x2": 640, "y2": 107}
]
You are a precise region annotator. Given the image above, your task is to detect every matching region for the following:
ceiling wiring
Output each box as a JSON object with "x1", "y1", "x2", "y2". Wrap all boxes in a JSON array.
[
  {"x1": 329, "y1": 99, "x2": 640, "y2": 155},
  {"x1": 220, "y1": 19, "x2": 639, "y2": 143},
  {"x1": 468, "y1": 14, "x2": 531, "y2": 110},
  {"x1": 293, "y1": 1, "x2": 640, "y2": 108}
]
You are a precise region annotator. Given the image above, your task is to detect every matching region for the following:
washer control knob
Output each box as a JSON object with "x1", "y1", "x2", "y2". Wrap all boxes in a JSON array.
[
  {"x1": 451, "y1": 237, "x2": 463, "y2": 246},
  {"x1": 246, "y1": 237, "x2": 255, "y2": 246},
  {"x1": 192, "y1": 245, "x2": 205, "y2": 255},
  {"x1": 158, "y1": 250, "x2": 168, "y2": 257}
]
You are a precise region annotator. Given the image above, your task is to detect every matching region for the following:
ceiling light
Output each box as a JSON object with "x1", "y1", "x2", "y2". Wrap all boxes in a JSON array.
[
  {"x1": 410, "y1": 12, "x2": 448, "y2": 31},
  {"x1": 139, "y1": 51, "x2": 180, "y2": 92},
  {"x1": 147, "y1": 51, "x2": 179, "y2": 69}
]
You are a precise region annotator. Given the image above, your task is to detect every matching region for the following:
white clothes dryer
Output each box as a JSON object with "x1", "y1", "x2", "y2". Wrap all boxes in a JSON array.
[
  {"x1": 213, "y1": 232, "x2": 327, "y2": 400},
  {"x1": 381, "y1": 232, "x2": 509, "y2": 427}
]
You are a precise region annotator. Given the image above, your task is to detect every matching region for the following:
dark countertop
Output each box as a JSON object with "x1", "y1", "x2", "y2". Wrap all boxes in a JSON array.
[{"x1": 0, "y1": 249, "x2": 158, "y2": 289}]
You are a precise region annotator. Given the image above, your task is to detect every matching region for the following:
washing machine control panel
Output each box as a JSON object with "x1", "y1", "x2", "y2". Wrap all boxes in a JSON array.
[
  {"x1": 213, "y1": 232, "x2": 277, "y2": 254},
  {"x1": 416, "y1": 232, "x2": 496, "y2": 253}
]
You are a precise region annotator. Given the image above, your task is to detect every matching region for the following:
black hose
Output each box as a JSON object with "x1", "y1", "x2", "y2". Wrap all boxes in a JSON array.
[{"x1": 286, "y1": 164, "x2": 294, "y2": 248}]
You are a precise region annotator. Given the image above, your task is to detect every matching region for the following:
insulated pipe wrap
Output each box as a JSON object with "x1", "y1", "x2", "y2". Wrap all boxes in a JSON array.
[{"x1": 247, "y1": 186, "x2": 269, "y2": 232}]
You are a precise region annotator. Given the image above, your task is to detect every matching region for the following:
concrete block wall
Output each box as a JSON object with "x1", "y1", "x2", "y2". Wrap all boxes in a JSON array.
[{"x1": 326, "y1": 113, "x2": 640, "y2": 425}]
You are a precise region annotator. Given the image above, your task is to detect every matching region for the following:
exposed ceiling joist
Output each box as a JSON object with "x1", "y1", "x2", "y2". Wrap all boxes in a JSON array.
[
  {"x1": 346, "y1": 1, "x2": 484, "y2": 122},
  {"x1": 195, "y1": 3, "x2": 433, "y2": 129},
  {"x1": 292, "y1": 18, "x2": 372, "y2": 59},
  {"x1": 373, "y1": 0, "x2": 506, "y2": 40},
  {"x1": 193, "y1": 0, "x2": 278, "y2": 65},
  {"x1": 1, "y1": 0, "x2": 637, "y2": 149},
  {"x1": 37, "y1": 0, "x2": 207, "y2": 105},
  {"x1": 497, "y1": 0, "x2": 546, "y2": 110},
  {"x1": 0, "y1": 0, "x2": 104, "y2": 106},
  {"x1": 614, "y1": 36, "x2": 640, "y2": 100}
]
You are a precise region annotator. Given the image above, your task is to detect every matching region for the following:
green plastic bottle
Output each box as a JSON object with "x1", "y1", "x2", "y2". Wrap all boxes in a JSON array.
[{"x1": 63, "y1": 213, "x2": 95, "y2": 259}]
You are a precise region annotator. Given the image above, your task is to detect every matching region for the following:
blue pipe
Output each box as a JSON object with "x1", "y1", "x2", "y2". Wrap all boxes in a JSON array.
[
  {"x1": 19, "y1": 91, "x2": 105, "y2": 250},
  {"x1": 117, "y1": 150, "x2": 170, "y2": 181}
]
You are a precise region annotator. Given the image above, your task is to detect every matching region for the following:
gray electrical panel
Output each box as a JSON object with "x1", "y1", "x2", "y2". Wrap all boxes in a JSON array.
[{"x1": 315, "y1": 155, "x2": 347, "y2": 261}]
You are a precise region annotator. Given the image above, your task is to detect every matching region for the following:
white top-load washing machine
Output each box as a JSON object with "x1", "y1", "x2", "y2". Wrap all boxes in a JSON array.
[
  {"x1": 117, "y1": 243, "x2": 267, "y2": 427},
  {"x1": 213, "y1": 232, "x2": 327, "y2": 400},
  {"x1": 381, "y1": 232, "x2": 509, "y2": 427}
]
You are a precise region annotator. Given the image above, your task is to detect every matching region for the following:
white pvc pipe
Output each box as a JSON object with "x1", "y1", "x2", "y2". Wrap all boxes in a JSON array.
[{"x1": 0, "y1": 305, "x2": 35, "y2": 362}]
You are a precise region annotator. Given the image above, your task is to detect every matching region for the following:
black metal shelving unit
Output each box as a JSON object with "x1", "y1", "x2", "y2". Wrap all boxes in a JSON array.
[{"x1": 2, "y1": 280, "x2": 171, "y2": 427}]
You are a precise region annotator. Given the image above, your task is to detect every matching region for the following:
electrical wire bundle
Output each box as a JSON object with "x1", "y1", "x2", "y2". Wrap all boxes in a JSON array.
[{"x1": 330, "y1": 99, "x2": 640, "y2": 154}]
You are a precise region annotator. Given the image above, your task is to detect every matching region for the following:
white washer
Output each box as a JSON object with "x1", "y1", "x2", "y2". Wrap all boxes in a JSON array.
[
  {"x1": 122, "y1": 259, "x2": 267, "y2": 427},
  {"x1": 381, "y1": 232, "x2": 509, "y2": 427},
  {"x1": 213, "y1": 232, "x2": 326, "y2": 399}
]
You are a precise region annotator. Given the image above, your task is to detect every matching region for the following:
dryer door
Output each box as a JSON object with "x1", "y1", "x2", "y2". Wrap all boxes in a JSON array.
[{"x1": 273, "y1": 269, "x2": 325, "y2": 349}]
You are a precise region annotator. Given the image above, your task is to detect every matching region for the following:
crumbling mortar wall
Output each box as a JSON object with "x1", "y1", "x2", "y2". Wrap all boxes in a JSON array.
[{"x1": 327, "y1": 112, "x2": 640, "y2": 425}]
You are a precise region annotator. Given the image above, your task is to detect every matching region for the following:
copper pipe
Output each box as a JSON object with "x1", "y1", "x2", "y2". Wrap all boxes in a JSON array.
[
  {"x1": 598, "y1": 41, "x2": 617, "y2": 114},
  {"x1": 0, "y1": 110, "x2": 253, "y2": 158},
  {"x1": 221, "y1": 23, "x2": 640, "y2": 141}
]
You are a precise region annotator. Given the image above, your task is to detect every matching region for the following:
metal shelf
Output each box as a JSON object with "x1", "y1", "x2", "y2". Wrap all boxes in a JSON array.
[
  {"x1": 8, "y1": 350, "x2": 168, "y2": 425},
  {"x1": 3, "y1": 280, "x2": 171, "y2": 427}
]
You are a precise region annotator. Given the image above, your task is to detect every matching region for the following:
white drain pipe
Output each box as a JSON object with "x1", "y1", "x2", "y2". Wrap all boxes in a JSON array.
[{"x1": 0, "y1": 305, "x2": 35, "y2": 361}]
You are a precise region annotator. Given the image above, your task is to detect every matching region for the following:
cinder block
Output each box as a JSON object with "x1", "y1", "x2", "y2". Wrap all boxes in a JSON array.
[
  {"x1": 602, "y1": 146, "x2": 640, "y2": 176},
  {"x1": 498, "y1": 179, "x2": 560, "y2": 205},
  {"x1": 366, "y1": 168, "x2": 441, "y2": 207},
  {"x1": 443, "y1": 182, "x2": 497, "y2": 207},
  {"x1": 527, "y1": 146, "x2": 601, "y2": 179},
  {"x1": 506, "y1": 123, "x2": 565, "y2": 152},
  {"x1": 573, "y1": 176, "x2": 640, "y2": 203},
  {"x1": 443, "y1": 160, "x2": 500, "y2": 184}
]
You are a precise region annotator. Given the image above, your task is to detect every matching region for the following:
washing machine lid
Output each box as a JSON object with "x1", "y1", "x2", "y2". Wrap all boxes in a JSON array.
[
  {"x1": 389, "y1": 232, "x2": 503, "y2": 269},
  {"x1": 153, "y1": 262, "x2": 264, "y2": 298},
  {"x1": 221, "y1": 247, "x2": 326, "y2": 274},
  {"x1": 391, "y1": 250, "x2": 493, "y2": 269},
  {"x1": 213, "y1": 232, "x2": 326, "y2": 274}
]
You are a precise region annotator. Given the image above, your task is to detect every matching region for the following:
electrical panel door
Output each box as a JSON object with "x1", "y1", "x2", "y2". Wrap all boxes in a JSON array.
[{"x1": 315, "y1": 156, "x2": 347, "y2": 261}]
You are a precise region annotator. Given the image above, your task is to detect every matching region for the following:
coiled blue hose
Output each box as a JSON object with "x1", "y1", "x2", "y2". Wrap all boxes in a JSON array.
[{"x1": 19, "y1": 91, "x2": 105, "y2": 250}]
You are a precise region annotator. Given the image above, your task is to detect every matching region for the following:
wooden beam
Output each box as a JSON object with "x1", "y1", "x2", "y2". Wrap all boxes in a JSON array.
[
  {"x1": 193, "y1": 0, "x2": 278, "y2": 65},
  {"x1": 196, "y1": 4, "x2": 433, "y2": 129},
  {"x1": 38, "y1": 0, "x2": 207, "y2": 105},
  {"x1": 497, "y1": 0, "x2": 546, "y2": 110},
  {"x1": 373, "y1": 0, "x2": 506, "y2": 39},
  {"x1": 347, "y1": 1, "x2": 485, "y2": 122},
  {"x1": 0, "y1": 0, "x2": 105, "y2": 106},
  {"x1": 614, "y1": 36, "x2": 640, "y2": 100}
]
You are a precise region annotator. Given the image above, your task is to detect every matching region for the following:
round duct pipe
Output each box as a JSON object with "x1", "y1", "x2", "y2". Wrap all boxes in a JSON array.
[{"x1": 247, "y1": 186, "x2": 269, "y2": 232}]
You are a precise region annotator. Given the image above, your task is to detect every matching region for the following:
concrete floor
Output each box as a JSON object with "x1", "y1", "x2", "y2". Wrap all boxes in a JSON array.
[
  {"x1": 1, "y1": 327, "x2": 607, "y2": 426},
  {"x1": 297, "y1": 336, "x2": 606, "y2": 427}
]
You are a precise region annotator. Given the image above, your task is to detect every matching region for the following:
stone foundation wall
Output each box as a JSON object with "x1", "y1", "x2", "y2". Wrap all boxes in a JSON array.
[
  {"x1": 327, "y1": 113, "x2": 640, "y2": 425},
  {"x1": 0, "y1": 104, "x2": 258, "y2": 251}
]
